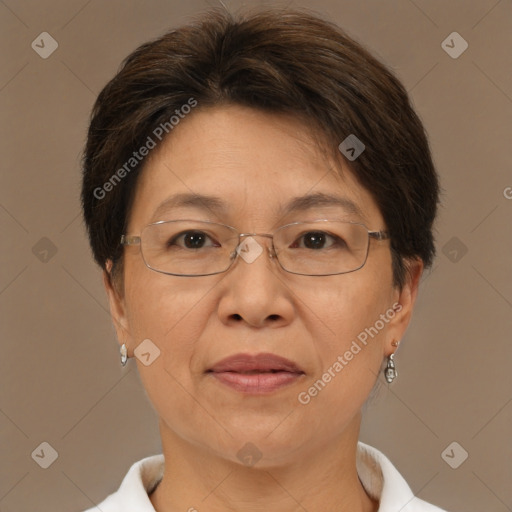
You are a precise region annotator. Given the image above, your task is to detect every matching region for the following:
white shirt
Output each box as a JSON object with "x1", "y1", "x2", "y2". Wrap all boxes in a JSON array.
[{"x1": 83, "y1": 442, "x2": 448, "y2": 511}]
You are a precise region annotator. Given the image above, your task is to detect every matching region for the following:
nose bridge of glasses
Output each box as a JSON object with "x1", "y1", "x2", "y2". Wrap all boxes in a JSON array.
[
  {"x1": 233, "y1": 232, "x2": 277, "y2": 263},
  {"x1": 238, "y1": 232, "x2": 274, "y2": 242}
]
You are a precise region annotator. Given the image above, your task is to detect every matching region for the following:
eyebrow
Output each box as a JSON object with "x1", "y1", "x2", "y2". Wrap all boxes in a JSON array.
[{"x1": 151, "y1": 191, "x2": 366, "y2": 223}]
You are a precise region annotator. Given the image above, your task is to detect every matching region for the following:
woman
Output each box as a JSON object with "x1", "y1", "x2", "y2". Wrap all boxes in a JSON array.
[{"x1": 81, "y1": 7, "x2": 446, "y2": 512}]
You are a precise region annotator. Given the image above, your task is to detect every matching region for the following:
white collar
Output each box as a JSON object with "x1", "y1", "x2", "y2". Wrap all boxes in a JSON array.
[{"x1": 86, "y1": 442, "x2": 446, "y2": 511}]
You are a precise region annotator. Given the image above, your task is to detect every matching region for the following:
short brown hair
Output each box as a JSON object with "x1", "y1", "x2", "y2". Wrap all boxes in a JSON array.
[{"x1": 81, "y1": 7, "x2": 439, "y2": 289}]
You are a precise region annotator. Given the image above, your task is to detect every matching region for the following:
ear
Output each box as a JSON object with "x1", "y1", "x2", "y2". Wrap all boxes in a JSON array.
[
  {"x1": 385, "y1": 257, "x2": 424, "y2": 356},
  {"x1": 103, "y1": 260, "x2": 131, "y2": 354}
]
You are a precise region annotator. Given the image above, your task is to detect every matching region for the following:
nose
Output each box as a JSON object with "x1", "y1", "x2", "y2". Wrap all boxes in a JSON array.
[{"x1": 216, "y1": 235, "x2": 295, "y2": 329}]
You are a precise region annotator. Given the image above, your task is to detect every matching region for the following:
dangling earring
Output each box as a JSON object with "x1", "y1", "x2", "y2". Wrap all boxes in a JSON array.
[
  {"x1": 385, "y1": 340, "x2": 399, "y2": 383},
  {"x1": 120, "y1": 343, "x2": 128, "y2": 366}
]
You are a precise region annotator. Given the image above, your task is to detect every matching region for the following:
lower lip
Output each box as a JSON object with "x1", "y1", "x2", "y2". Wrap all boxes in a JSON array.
[{"x1": 209, "y1": 371, "x2": 304, "y2": 393}]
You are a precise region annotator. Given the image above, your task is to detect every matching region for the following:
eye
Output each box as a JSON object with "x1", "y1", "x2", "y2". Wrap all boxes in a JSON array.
[
  {"x1": 291, "y1": 231, "x2": 347, "y2": 250},
  {"x1": 168, "y1": 230, "x2": 220, "y2": 249}
]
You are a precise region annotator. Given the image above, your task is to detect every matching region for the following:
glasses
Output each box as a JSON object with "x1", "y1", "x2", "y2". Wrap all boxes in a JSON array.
[{"x1": 120, "y1": 219, "x2": 390, "y2": 277}]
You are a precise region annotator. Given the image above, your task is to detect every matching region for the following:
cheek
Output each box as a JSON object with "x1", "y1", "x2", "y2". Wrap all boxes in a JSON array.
[
  {"x1": 294, "y1": 267, "x2": 393, "y2": 406},
  {"x1": 315, "y1": 299, "x2": 387, "y2": 383},
  {"x1": 125, "y1": 266, "x2": 207, "y2": 340},
  {"x1": 295, "y1": 302, "x2": 387, "y2": 432},
  {"x1": 297, "y1": 270, "x2": 392, "y2": 347},
  {"x1": 123, "y1": 270, "x2": 210, "y2": 396}
]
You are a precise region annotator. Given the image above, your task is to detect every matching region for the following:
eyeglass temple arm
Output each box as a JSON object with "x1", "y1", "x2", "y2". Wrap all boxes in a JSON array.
[
  {"x1": 369, "y1": 230, "x2": 390, "y2": 241},
  {"x1": 120, "y1": 235, "x2": 141, "y2": 246}
]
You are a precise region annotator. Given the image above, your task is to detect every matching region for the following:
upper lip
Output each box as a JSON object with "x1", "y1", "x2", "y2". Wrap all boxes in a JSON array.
[{"x1": 208, "y1": 353, "x2": 304, "y2": 373}]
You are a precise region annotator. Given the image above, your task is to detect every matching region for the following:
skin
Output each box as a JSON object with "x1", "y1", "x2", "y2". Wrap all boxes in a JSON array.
[{"x1": 104, "y1": 105, "x2": 423, "y2": 512}]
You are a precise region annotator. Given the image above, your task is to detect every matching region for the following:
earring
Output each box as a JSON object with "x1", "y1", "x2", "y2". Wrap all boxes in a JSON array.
[
  {"x1": 120, "y1": 343, "x2": 128, "y2": 366},
  {"x1": 385, "y1": 341, "x2": 399, "y2": 384}
]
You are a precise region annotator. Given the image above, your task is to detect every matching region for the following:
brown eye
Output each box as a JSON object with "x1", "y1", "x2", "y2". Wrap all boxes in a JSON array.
[
  {"x1": 291, "y1": 231, "x2": 347, "y2": 250},
  {"x1": 168, "y1": 231, "x2": 219, "y2": 249}
]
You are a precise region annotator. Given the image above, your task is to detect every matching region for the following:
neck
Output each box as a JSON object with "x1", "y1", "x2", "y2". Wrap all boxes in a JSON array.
[{"x1": 150, "y1": 415, "x2": 378, "y2": 512}]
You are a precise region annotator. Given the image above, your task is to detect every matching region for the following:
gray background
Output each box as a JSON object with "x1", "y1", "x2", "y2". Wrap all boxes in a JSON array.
[{"x1": 1, "y1": 0, "x2": 511, "y2": 511}]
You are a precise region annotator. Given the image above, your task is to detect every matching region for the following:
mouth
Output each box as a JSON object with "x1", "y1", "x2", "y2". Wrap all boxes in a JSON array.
[{"x1": 206, "y1": 353, "x2": 305, "y2": 394}]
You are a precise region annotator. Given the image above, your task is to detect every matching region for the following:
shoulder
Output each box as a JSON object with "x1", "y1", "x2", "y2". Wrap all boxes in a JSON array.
[
  {"x1": 81, "y1": 454, "x2": 164, "y2": 512},
  {"x1": 357, "y1": 442, "x2": 449, "y2": 512}
]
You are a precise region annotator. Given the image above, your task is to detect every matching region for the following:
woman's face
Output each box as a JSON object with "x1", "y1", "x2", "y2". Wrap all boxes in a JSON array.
[{"x1": 106, "y1": 105, "x2": 420, "y2": 466}]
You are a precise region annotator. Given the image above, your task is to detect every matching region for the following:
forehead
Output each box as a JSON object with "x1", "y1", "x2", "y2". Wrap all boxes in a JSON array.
[{"x1": 127, "y1": 105, "x2": 384, "y2": 231}]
